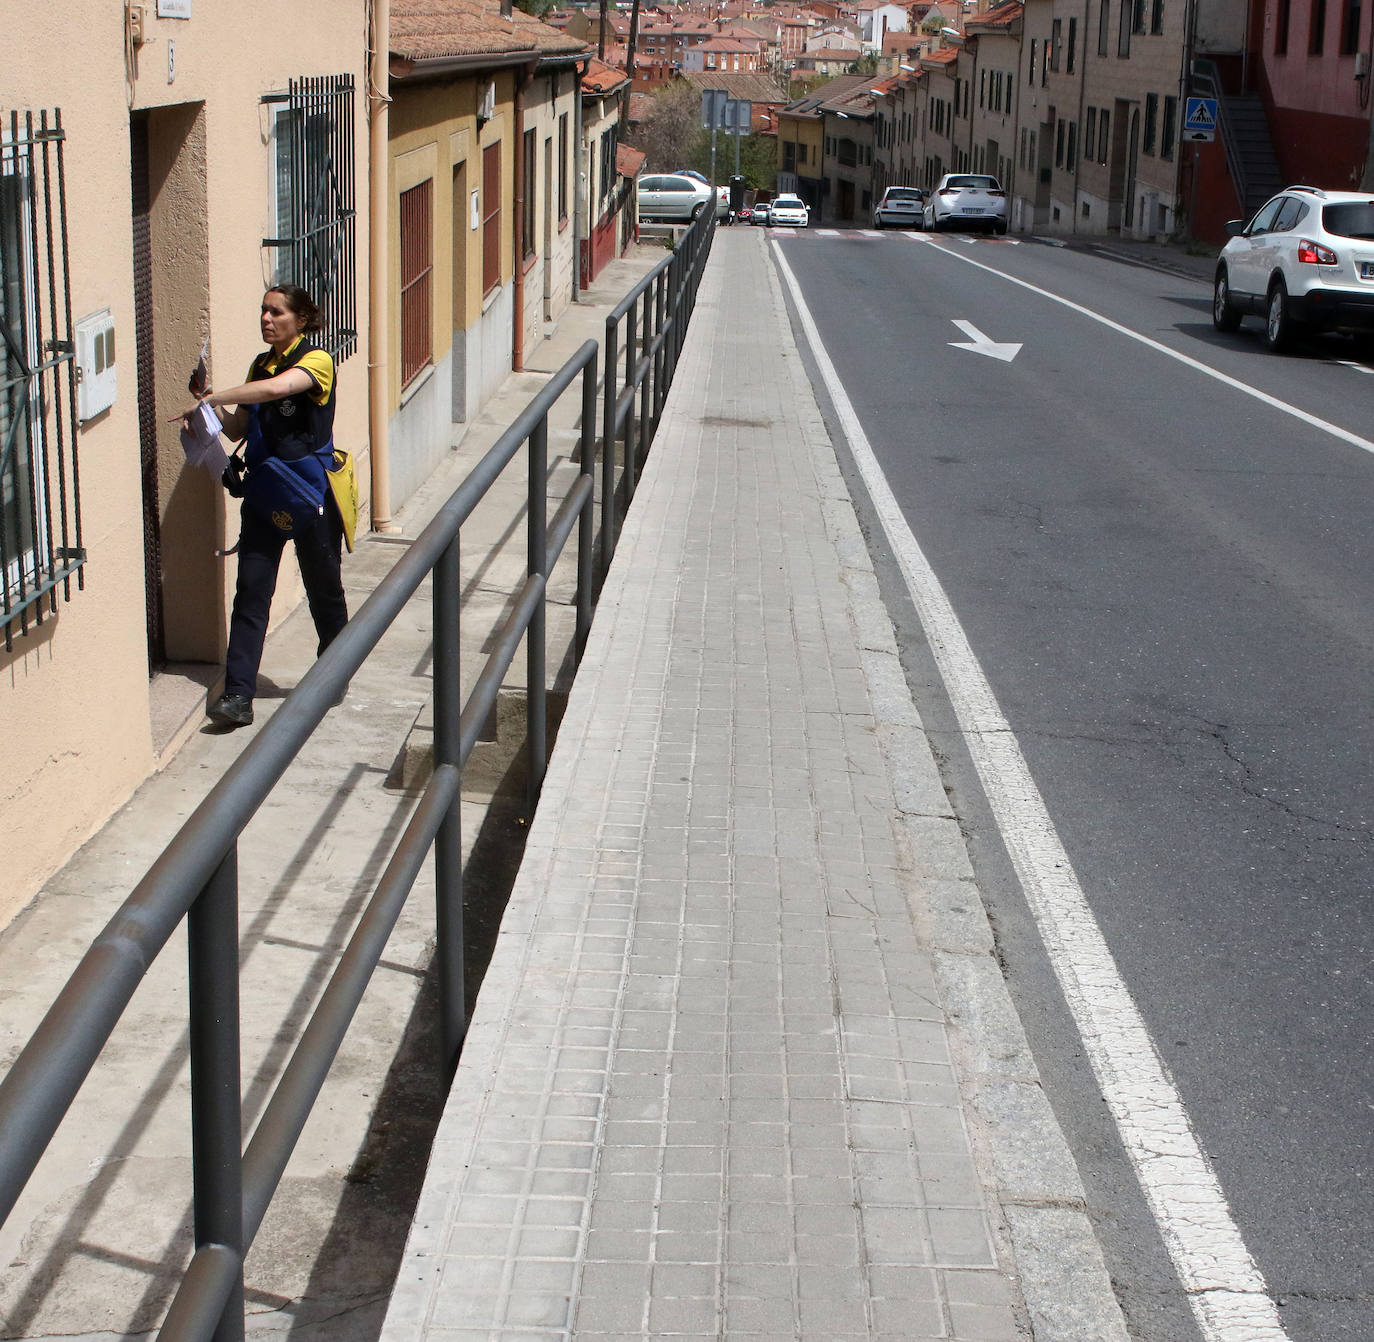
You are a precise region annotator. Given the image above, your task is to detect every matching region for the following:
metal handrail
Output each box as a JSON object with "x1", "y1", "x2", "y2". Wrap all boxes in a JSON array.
[
  {"x1": 1192, "y1": 60, "x2": 1247, "y2": 215},
  {"x1": 0, "y1": 208, "x2": 716, "y2": 1342}
]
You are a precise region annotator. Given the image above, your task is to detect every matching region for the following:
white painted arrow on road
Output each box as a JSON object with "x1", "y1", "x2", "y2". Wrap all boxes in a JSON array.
[{"x1": 949, "y1": 319, "x2": 1021, "y2": 362}]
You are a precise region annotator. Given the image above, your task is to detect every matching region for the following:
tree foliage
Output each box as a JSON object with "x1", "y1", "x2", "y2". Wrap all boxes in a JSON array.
[
  {"x1": 634, "y1": 81, "x2": 709, "y2": 173},
  {"x1": 631, "y1": 81, "x2": 778, "y2": 190}
]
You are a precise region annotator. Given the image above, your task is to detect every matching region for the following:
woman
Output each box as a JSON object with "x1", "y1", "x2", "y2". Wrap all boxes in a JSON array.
[{"x1": 178, "y1": 285, "x2": 348, "y2": 728}]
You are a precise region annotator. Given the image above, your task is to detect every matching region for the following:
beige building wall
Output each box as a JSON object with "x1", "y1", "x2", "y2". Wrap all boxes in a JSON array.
[
  {"x1": 518, "y1": 71, "x2": 580, "y2": 354},
  {"x1": 388, "y1": 72, "x2": 517, "y2": 508},
  {"x1": 1, "y1": 0, "x2": 370, "y2": 925},
  {"x1": 966, "y1": 33, "x2": 1022, "y2": 191}
]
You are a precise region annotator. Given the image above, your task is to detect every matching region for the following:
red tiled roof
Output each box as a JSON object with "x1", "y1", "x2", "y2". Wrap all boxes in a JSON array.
[
  {"x1": 582, "y1": 57, "x2": 630, "y2": 93},
  {"x1": 390, "y1": 0, "x2": 588, "y2": 62},
  {"x1": 966, "y1": 0, "x2": 1022, "y2": 28},
  {"x1": 617, "y1": 144, "x2": 647, "y2": 177}
]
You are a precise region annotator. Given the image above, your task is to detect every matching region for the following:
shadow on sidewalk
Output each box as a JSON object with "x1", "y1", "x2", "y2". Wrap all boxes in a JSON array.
[{"x1": 277, "y1": 747, "x2": 542, "y2": 1341}]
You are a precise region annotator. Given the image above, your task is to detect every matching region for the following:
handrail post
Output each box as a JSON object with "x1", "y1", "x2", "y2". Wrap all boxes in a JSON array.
[
  {"x1": 601, "y1": 316, "x2": 619, "y2": 575},
  {"x1": 637, "y1": 288, "x2": 652, "y2": 470},
  {"x1": 433, "y1": 536, "x2": 465, "y2": 1076},
  {"x1": 624, "y1": 303, "x2": 638, "y2": 498},
  {"x1": 577, "y1": 352, "x2": 597, "y2": 658},
  {"x1": 187, "y1": 847, "x2": 245, "y2": 1342},
  {"x1": 527, "y1": 417, "x2": 548, "y2": 810},
  {"x1": 653, "y1": 270, "x2": 668, "y2": 428},
  {"x1": 673, "y1": 247, "x2": 686, "y2": 368}
]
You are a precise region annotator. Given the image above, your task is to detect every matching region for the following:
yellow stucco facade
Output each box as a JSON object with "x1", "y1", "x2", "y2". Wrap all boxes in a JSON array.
[
  {"x1": 383, "y1": 59, "x2": 582, "y2": 508},
  {"x1": 1, "y1": 1, "x2": 370, "y2": 924}
]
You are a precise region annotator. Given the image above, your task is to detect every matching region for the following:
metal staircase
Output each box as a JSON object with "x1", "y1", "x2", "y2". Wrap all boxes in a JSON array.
[
  {"x1": 1224, "y1": 94, "x2": 1284, "y2": 214},
  {"x1": 1192, "y1": 61, "x2": 1284, "y2": 220}
]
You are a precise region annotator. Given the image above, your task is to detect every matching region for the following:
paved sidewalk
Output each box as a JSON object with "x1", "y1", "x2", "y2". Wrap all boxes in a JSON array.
[
  {"x1": 379, "y1": 230, "x2": 1130, "y2": 1340},
  {"x1": 1040, "y1": 233, "x2": 1218, "y2": 284}
]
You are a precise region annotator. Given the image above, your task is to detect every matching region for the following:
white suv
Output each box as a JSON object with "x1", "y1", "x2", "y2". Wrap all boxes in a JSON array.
[{"x1": 1213, "y1": 186, "x2": 1374, "y2": 351}]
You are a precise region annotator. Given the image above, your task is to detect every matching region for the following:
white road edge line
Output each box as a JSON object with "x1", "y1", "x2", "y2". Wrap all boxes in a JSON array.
[
  {"x1": 905, "y1": 233, "x2": 1374, "y2": 455},
  {"x1": 770, "y1": 240, "x2": 1292, "y2": 1342}
]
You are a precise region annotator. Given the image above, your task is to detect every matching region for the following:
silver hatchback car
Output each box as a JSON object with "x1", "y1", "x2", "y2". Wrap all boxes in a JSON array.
[{"x1": 637, "y1": 173, "x2": 716, "y2": 223}]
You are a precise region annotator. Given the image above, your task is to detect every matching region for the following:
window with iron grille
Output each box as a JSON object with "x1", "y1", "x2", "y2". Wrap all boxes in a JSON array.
[
  {"x1": 1276, "y1": 0, "x2": 1291, "y2": 50},
  {"x1": 1161, "y1": 95, "x2": 1176, "y2": 159},
  {"x1": 1143, "y1": 92, "x2": 1158, "y2": 153},
  {"x1": 399, "y1": 179, "x2": 432, "y2": 388},
  {"x1": 1086, "y1": 106, "x2": 1097, "y2": 159},
  {"x1": 1151, "y1": 0, "x2": 1165, "y2": 34},
  {"x1": 1099, "y1": 0, "x2": 1111, "y2": 54},
  {"x1": 1068, "y1": 17, "x2": 1078, "y2": 70},
  {"x1": 263, "y1": 75, "x2": 357, "y2": 363},
  {"x1": 1118, "y1": 0, "x2": 1132, "y2": 55},
  {"x1": 1098, "y1": 108, "x2": 1110, "y2": 161},
  {"x1": 599, "y1": 128, "x2": 617, "y2": 202},
  {"x1": 1342, "y1": 0, "x2": 1361, "y2": 51},
  {"x1": 2, "y1": 109, "x2": 84, "y2": 653},
  {"x1": 1310, "y1": 0, "x2": 1327, "y2": 51},
  {"x1": 522, "y1": 129, "x2": 536, "y2": 261},
  {"x1": 482, "y1": 143, "x2": 502, "y2": 297},
  {"x1": 558, "y1": 114, "x2": 569, "y2": 222}
]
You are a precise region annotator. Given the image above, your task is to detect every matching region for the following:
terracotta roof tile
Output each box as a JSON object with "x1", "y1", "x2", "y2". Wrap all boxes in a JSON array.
[
  {"x1": 617, "y1": 143, "x2": 647, "y2": 176},
  {"x1": 966, "y1": 0, "x2": 1022, "y2": 27},
  {"x1": 582, "y1": 57, "x2": 630, "y2": 93},
  {"x1": 390, "y1": 0, "x2": 588, "y2": 61},
  {"x1": 680, "y1": 70, "x2": 788, "y2": 99}
]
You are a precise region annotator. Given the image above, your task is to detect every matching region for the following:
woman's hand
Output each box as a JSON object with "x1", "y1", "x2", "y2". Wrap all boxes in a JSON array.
[{"x1": 169, "y1": 392, "x2": 213, "y2": 427}]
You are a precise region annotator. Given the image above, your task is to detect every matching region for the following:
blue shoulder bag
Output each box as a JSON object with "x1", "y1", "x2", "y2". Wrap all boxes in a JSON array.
[{"x1": 239, "y1": 411, "x2": 331, "y2": 538}]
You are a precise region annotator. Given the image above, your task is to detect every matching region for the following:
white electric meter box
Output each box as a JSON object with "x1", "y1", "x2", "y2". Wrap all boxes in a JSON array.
[{"x1": 75, "y1": 308, "x2": 117, "y2": 422}]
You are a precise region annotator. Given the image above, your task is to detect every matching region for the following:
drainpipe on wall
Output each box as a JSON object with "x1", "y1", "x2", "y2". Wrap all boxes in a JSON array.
[
  {"x1": 574, "y1": 58, "x2": 589, "y2": 300},
  {"x1": 966, "y1": 39, "x2": 978, "y2": 171},
  {"x1": 1178, "y1": 0, "x2": 1200, "y2": 231},
  {"x1": 367, "y1": 0, "x2": 395, "y2": 531},
  {"x1": 513, "y1": 59, "x2": 537, "y2": 371},
  {"x1": 1073, "y1": 0, "x2": 1090, "y2": 233},
  {"x1": 1363, "y1": 0, "x2": 1374, "y2": 188}
]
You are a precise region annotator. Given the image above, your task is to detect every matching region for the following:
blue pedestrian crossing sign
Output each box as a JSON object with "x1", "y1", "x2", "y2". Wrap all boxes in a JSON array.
[{"x1": 1183, "y1": 97, "x2": 1218, "y2": 142}]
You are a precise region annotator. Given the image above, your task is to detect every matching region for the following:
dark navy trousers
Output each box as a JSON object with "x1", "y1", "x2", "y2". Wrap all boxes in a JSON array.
[{"x1": 223, "y1": 502, "x2": 348, "y2": 700}]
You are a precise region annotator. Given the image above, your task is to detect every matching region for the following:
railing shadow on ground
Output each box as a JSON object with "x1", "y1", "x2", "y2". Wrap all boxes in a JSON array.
[{"x1": 0, "y1": 210, "x2": 716, "y2": 1342}]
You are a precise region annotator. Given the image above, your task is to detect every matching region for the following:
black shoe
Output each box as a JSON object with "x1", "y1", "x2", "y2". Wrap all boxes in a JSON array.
[{"x1": 208, "y1": 693, "x2": 254, "y2": 728}]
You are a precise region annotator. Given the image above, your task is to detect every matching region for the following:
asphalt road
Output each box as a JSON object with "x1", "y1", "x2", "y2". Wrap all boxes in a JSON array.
[{"x1": 771, "y1": 226, "x2": 1374, "y2": 1342}]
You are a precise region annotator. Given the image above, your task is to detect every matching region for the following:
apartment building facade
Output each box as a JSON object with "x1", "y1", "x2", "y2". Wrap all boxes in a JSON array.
[{"x1": 386, "y1": 5, "x2": 588, "y2": 506}]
